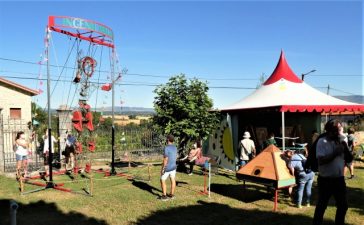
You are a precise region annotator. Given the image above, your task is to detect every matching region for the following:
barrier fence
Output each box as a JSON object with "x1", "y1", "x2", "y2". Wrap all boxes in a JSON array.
[{"x1": 1, "y1": 121, "x2": 164, "y2": 173}]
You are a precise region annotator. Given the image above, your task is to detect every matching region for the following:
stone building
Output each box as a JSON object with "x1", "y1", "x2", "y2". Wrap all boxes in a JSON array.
[
  {"x1": 0, "y1": 77, "x2": 38, "y2": 172},
  {"x1": 0, "y1": 77, "x2": 38, "y2": 122}
]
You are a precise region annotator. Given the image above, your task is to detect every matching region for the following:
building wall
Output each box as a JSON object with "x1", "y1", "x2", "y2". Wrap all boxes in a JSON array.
[{"x1": 0, "y1": 84, "x2": 33, "y2": 122}]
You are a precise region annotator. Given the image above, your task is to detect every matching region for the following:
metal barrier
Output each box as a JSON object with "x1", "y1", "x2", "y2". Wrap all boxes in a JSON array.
[
  {"x1": 1, "y1": 118, "x2": 164, "y2": 173},
  {"x1": 0, "y1": 118, "x2": 45, "y2": 173}
]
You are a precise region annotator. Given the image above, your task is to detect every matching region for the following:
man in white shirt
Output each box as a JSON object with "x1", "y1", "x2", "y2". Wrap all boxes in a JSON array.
[
  {"x1": 239, "y1": 131, "x2": 256, "y2": 167},
  {"x1": 43, "y1": 131, "x2": 57, "y2": 173},
  {"x1": 313, "y1": 119, "x2": 352, "y2": 225}
]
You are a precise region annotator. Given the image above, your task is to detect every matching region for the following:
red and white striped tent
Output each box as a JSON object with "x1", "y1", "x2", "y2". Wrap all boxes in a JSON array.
[
  {"x1": 220, "y1": 50, "x2": 364, "y2": 151},
  {"x1": 222, "y1": 51, "x2": 364, "y2": 113}
]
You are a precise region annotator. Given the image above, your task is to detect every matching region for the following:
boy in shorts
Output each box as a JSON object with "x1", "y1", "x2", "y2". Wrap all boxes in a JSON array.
[{"x1": 158, "y1": 134, "x2": 177, "y2": 201}]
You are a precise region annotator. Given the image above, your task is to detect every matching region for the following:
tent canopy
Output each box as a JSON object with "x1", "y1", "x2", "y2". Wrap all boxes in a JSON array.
[{"x1": 221, "y1": 51, "x2": 364, "y2": 113}]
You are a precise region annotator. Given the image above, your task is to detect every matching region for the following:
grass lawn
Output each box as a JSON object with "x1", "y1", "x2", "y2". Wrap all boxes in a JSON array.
[{"x1": 0, "y1": 162, "x2": 363, "y2": 225}]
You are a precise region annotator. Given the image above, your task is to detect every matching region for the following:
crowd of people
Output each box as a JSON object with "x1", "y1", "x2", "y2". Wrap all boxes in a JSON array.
[
  {"x1": 13, "y1": 118, "x2": 359, "y2": 224},
  {"x1": 233, "y1": 119, "x2": 356, "y2": 225},
  {"x1": 14, "y1": 129, "x2": 79, "y2": 179}
]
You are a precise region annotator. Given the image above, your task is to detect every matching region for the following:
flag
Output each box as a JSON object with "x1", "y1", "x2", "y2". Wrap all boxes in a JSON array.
[{"x1": 101, "y1": 83, "x2": 112, "y2": 91}]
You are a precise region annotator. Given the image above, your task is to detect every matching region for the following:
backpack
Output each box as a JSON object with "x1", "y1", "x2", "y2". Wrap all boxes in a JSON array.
[
  {"x1": 292, "y1": 154, "x2": 309, "y2": 174},
  {"x1": 305, "y1": 133, "x2": 327, "y2": 173}
]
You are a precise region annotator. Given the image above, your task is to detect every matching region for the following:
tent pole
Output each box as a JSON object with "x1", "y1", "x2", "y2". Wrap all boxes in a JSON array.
[
  {"x1": 46, "y1": 27, "x2": 54, "y2": 185},
  {"x1": 281, "y1": 111, "x2": 285, "y2": 151},
  {"x1": 110, "y1": 47, "x2": 116, "y2": 175}
]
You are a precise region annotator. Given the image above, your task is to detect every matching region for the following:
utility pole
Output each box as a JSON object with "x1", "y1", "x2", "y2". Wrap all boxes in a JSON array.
[{"x1": 301, "y1": 69, "x2": 316, "y2": 81}]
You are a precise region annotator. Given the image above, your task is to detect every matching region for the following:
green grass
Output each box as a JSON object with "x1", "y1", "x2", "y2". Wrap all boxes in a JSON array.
[{"x1": 0, "y1": 162, "x2": 363, "y2": 225}]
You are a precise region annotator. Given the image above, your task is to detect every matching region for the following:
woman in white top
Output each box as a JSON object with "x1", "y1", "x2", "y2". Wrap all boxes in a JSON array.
[{"x1": 15, "y1": 131, "x2": 29, "y2": 177}]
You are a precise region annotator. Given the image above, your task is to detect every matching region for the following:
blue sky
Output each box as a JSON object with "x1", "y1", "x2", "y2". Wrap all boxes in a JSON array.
[{"x1": 0, "y1": 0, "x2": 362, "y2": 110}]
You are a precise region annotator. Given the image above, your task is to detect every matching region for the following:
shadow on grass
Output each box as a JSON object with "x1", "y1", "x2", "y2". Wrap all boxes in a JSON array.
[
  {"x1": 176, "y1": 180, "x2": 188, "y2": 186},
  {"x1": 345, "y1": 185, "x2": 364, "y2": 216},
  {"x1": 217, "y1": 172, "x2": 237, "y2": 181},
  {"x1": 131, "y1": 180, "x2": 192, "y2": 198},
  {"x1": 308, "y1": 177, "x2": 363, "y2": 217},
  {"x1": 131, "y1": 179, "x2": 161, "y2": 196},
  {"x1": 0, "y1": 199, "x2": 108, "y2": 225},
  {"x1": 113, "y1": 161, "x2": 144, "y2": 168},
  {"x1": 210, "y1": 183, "x2": 273, "y2": 203},
  {"x1": 211, "y1": 179, "x2": 364, "y2": 221},
  {"x1": 353, "y1": 164, "x2": 364, "y2": 170},
  {"x1": 132, "y1": 200, "x2": 334, "y2": 225},
  {"x1": 114, "y1": 161, "x2": 163, "y2": 168}
]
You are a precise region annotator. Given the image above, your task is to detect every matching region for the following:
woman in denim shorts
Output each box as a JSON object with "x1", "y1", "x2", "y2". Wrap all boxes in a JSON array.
[{"x1": 15, "y1": 131, "x2": 29, "y2": 178}]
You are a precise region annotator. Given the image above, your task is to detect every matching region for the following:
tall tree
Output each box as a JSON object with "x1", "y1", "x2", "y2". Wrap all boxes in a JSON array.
[{"x1": 153, "y1": 74, "x2": 219, "y2": 149}]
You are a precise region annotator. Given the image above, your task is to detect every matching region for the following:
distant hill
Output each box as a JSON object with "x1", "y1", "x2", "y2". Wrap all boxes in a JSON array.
[
  {"x1": 50, "y1": 106, "x2": 155, "y2": 115},
  {"x1": 98, "y1": 106, "x2": 155, "y2": 115},
  {"x1": 335, "y1": 95, "x2": 364, "y2": 104}
]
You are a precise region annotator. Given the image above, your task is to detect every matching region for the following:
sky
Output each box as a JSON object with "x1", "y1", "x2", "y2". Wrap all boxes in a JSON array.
[{"x1": 0, "y1": 0, "x2": 362, "y2": 110}]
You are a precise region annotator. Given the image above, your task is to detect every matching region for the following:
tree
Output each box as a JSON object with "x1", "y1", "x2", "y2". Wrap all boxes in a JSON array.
[
  {"x1": 31, "y1": 102, "x2": 48, "y2": 138},
  {"x1": 128, "y1": 115, "x2": 137, "y2": 120},
  {"x1": 32, "y1": 102, "x2": 47, "y2": 126},
  {"x1": 256, "y1": 73, "x2": 266, "y2": 89},
  {"x1": 100, "y1": 116, "x2": 113, "y2": 129},
  {"x1": 153, "y1": 74, "x2": 220, "y2": 149}
]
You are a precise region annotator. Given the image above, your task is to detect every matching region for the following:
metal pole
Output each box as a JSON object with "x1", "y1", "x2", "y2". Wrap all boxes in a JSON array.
[
  {"x1": 57, "y1": 116, "x2": 61, "y2": 164},
  {"x1": 281, "y1": 111, "x2": 285, "y2": 151},
  {"x1": 46, "y1": 27, "x2": 54, "y2": 184},
  {"x1": 301, "y1": 69, "x2": 316, "y2": 81},
  {"x1": 208, "y1": 162, "x2": 211, "y2": 198},
  {"x1": 110, "y1": 47, "x2": 116, "y2": 175},
  {"x1": 9, "y1": 200, "x2": 18, "y2": 225},
  {"x1": 111, "y1": 126, "x2": 115, "y2": 174}
]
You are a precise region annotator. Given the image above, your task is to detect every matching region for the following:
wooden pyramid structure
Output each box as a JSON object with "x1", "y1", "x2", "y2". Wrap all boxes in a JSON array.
[{"x1": 236, "y1": 145, "x2": 295, "y2": 188}]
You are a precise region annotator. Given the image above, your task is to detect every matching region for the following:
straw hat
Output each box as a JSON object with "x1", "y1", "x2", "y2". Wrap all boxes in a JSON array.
[{"x1": 243, "y1": 131, "x2": 251, "y2": 139}]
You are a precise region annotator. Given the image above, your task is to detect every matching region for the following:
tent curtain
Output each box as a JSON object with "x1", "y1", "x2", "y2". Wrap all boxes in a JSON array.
[{"x1": 280, "y1": 105, "x2": 364, "y2": 113}]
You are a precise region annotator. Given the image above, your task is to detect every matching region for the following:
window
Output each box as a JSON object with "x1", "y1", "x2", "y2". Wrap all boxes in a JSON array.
[{"x1": 10, "y1": 108, "x2": 21, "y2": 119}]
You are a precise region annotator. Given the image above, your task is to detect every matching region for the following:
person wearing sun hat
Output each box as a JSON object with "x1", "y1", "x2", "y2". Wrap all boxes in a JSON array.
[{"x1": 238, "y1": 131, "x2": 256, "y2": 168}]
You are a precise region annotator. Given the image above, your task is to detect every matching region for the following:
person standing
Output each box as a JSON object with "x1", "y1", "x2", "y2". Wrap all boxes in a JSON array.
[
  {"x1": 239, "y1": 131, "x2": 256, "y2": 168},
  {"x1": 344, "y1": 127, "x2": 356, "y2": 179},
  {"x1": 264, "y1": 132, "x2": 277, "y2": 149},
  {"x1": 287, "y1": 150, "x2": 315, "y2": 208},
  {"x1": 43, "y1": 130, "x2": 57, "y2": 173},
  {"x1": 158, "y1": 134, "x2": 177, "y2": 201},
  {"x1": 64, "y1": 132, "x2": 77, "y2": 170},
  {"x1": 313, "y1": 119, "x2": 353, "y2": 225},
  {"x1": 15, "y1": 131, "x2": 29, "y2": 178}
]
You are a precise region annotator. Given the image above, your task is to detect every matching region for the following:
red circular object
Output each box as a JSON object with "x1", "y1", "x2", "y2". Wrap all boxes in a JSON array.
[{"x1": 82, "y1": 57, "x2": 97, "y2": 77}]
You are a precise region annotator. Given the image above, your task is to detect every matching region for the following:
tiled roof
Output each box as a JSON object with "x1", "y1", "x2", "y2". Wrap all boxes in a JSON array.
[{"x1": 0, "y1": 77, "x2": 39, "y2": 96}]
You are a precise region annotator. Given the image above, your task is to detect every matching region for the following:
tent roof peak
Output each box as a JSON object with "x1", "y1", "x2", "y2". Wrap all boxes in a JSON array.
[{"x1": 263, "y1": 50, "x2": 303, "y2": 85}]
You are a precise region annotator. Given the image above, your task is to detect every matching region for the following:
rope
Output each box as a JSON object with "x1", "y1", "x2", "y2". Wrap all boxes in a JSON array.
[
  {"x1": 60, "y1": 37, "x2": 73, "y2": 105},
  {"x1": 94, "y1": 45, "x2": 104, "y2": 112},
  {"x1": 50, "y1": 36, "x2": 77, "y2": 100},
  {"x1": 58, "y1": 38, "x2": 82, "y2": 134},
  {"x1": 42, "y1": 37, "x2": 77, "y2": 112},
  {"x1": 64, "y1": 38, "x2": 81, "y2": 107}
]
